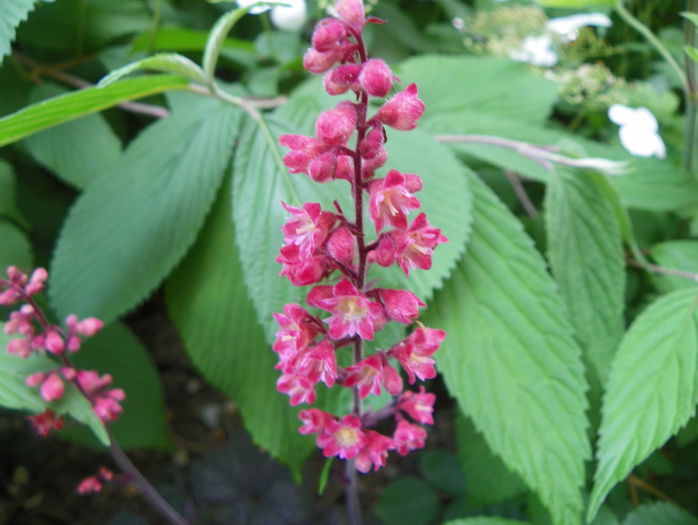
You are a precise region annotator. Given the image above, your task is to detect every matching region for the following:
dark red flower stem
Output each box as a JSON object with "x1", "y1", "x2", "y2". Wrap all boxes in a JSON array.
[{"x1": 1, "y1": 281, "x2": 191, "y2": 525}]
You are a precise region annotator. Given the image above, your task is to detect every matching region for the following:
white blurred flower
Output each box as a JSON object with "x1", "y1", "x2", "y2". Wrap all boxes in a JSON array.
[
  {"x1": 509, "y1": 35, "x2": 558, "y2": 67},
  {"x1": 270, "y1": 0, "x2": 307, "y2": 31},
  {"x1": 237, "y1": 0, "x2": 270, "y2": 14},
  {"x1": 608, "y1": 104, "x2": 666, "y2": 158},
  {"x1": 546, "y1": 13, "x2": 611, "y2": 42}
]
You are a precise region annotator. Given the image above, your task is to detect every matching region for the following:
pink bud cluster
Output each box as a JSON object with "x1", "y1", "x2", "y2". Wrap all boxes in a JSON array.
[
  {"x1": 273, "y1": 0, "x2": 447, "y2": 473},
  {"x1": 1, "y1": 266, "x2": 125, "y2": 437},
  {"x1": 77, "y1": 467, "x2": 115, "y2": 495}
]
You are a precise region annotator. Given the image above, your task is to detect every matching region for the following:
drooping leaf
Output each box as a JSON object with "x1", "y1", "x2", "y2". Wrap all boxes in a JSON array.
[
  {"x1": 98, "y1": 53, "x2": 208, "y2": 87},
  {"x1": 50, "y1": 93, "x2": 240, "y2": 324},
  {"x1": 588, "y1": 289, "x2": 698, "y2": 521},
  {"x1": 455, "y1": 414, "x2": 526, "y2": 506},
  {"x1": 0, "y1": 221, "x2": 33, "y2": 270},
  {"x1": 398, "y1": 56, "x2": 558, "y2": 125},
  {"x1": 623, "y1": 502, "x2": 698, "y2": 525},
  {"x1": 544, "y1": 171, "x2": 625, "y2": 384},
  {"x1": 649, "y1": 241, "x2": 698, "y2": 293},
  {"x1": 0, "y1": 325, "x2": 108, "y2": 445},
  {"x1": 166, "y1": 173, "x2": 312, "y2": 473},
  {"x1": 373, "y1": 478, "x2": 439, "y2": 525},
  {"x1": 0, "y1": 74, "x2": 188, "y2": 147},
  {"x1": 423, "y1": 173, "x2": 590, "y2": 525},
  {"x1": 233, "y1": 95, "x2": 471, "y2": 340},
  {"x1": 0, "y1": 0, "x2": 38, "y2": 62},
  {"x1": 67, "y1": 322, "x2": 171, "y2": 450},
  {"x1": 23, "y1": 83, "x2": 122, "y2": 190}
]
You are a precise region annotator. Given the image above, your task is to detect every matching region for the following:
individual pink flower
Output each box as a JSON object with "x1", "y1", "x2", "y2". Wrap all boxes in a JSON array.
[
  {"x1": 27, "y1": 371, "x2": 65, "y2": 402},
  {"x1": 355, "y1": 430, "x2": 394, "y2": 473},
  {"x1": 43, "y1": 328, "x2": 65, "y2": 354},
  {"x1": 279, "y1": 134, "x2": 330, "y2": 174},
  {"x1": 24, "y1": 268, "x2": 48, "y2": 296},
  {"x1": 399, "y1": 387, "x2": 436, "y2": 425},
  {"x1": 375, "y1": 213, "x2": 447, "y2": 274},
  {"x1": 93, "y1": 389, "x2": 125, "y2": 423},
  {"x1": 298, "y1": 408, "x2": 336, "y2": 435},
  {"x1": 65, "y1": 315, "x2": 104, "y2": 352},
  {"x1": 324, "y1": 64, "x2": 362, "y2": 95},
  {"x1": 378, "y1": 289, "x2": 424, "y2": 324},
  {"x1": 272, "y1": 303, "x2": 321, "y2": 357},
  {"x1": 281, "y1": 202, "x2": 336, "y2": 257},
  {"x1": 316, "y1": 414, "x2": 367, "y2": 459},
  {"x1": 358, "y1": 59, "x2": 395, "y2": 97},
  {"x1": 27, "y1": 409, "x2": 65, "y2": 437},
  {"x1": 315, "y1": 102, "x2": 357, "y2": 146},
  {"x1": 311, "y1": 18, "x2": 350, "y2": 52},
  {"x1": 344, "y1": 354, "x2": 403, "y2": 398},
  {"x1": 375, "y1": 83, "x2": 425, "y2": 131},
  {"x1": 307, "y1": 279, "x2": 384, "y2": 340},
  {"x1": 392, "y1": 420, "x2": 427, "y2": 456},
  {"x1": 369, "y1": 169, "x2": 422, "y2": 233},
  {"x1": 277, "y1": 373, "x2": 317, "y2": 406},
  {"x1": 358, "y1": 127, "x2": 385, "y2": 160},
  {"x1": 389, "y1": 327, "x2": 444, "y2": 384},
  {"x1": 277, "y1": 244, "x2": 328, "y2": 286},
  {"x1": 296, "y1": 339, "x2": 338, "y2": 387},
  {"x1": 336, "y1": 0, "x2": 365, "y2": 30},
  {"x1": 303, "y1": 48, "x2": 346, "y2": 74}
]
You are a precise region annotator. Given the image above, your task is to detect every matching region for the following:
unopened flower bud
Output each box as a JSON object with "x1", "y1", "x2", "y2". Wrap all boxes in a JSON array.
[
  {"x1": 76, "y1": 317, "x2": 104, "y2": 337},
  {"x1": 358, "y1": 59, "x2": 395, "y2": 97},
  {"x1": 358, "y1": 128, "x2": 385, "y2": 159},
  {"x1": 376, "y1": 83, "x2": 425, "y2": 131},
  {"x1": 379, "y1": 289, "x2": 425, "y2": 324},
  {"x1": 323, "y1": 64, "x2": 362, "y2": 95},
  {"x1": 336, "y1": 0, "x2": 365, "y2": 30},
  {"x1": 315, "y1": 102, "x2": 357, "y2": 146},
  {"x1": 312, "y1": 18, "x2": 349, "y2": 52},
  {"x1": 44, "y1": 329, "x2": 65, "y2": 354},
  {"x1": 303, "y1": 48, "x2": 343, "y2": 74},
  {"x1": 327, "y1": 226, "x2": 355, "y2": 267}
]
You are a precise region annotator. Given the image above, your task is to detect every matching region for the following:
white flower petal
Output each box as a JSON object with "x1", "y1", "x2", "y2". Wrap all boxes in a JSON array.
[
  {"x1": 509, "y1": 35, "x2": 558, "y2": 67},
  {"x1": 271, "y1": 0, "x2": 307, "y2": 31},
  {"x1": 608, "y1": 104, "x2": 636, "y2": 126},
  {"x1": 619, "y1": 126, "x2": 666, "y2": 158},
  {"x1": 546, "y1": 13, "x2": 611, "y2": 41}
]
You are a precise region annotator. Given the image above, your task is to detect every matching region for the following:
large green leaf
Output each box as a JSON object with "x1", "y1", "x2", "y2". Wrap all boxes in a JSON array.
[
  {"x1": 67, "y1": 322, "x2": 171, "y2": 450},
  {"x1": 455, "y1": 414, "x2": 526, "y2": 506},
  {"x1": 424, "y1": 173, "x2": 590, "y2": 525},
  {"x1": 397, "y1": 56, "x2": 558, "y2": 125},
  {"x1": 0, "y1": 74, "x2": 188, "y2": 147},
  {"x1": 166, "y1": 174, "x2": 312, "y2": 473},
  {"x1": 649, "y1": 241, "x2": 698, "y2": 293},
  {"x1": 233, "y1": 95, "x2": 471, "y2": 340},
  {"x1": 588, "y1": 289, "x2": 698, "y2": 520},
  {"x1": 623, "y1": 502, "x2": 698, "y2": 525},
  {"x1": 0, "y1": 0, "x2": 37, "y2": 61},
  {"x1": 50, "y1": 93, "x2": 240, "y2": 324},
  {"x1": 0, "y1": 221, "x2": 33, "y2": 270},
  {"x1": 23, "y1": 83, "x2": 122, "y2": 190},
  {"x1": 544, "y1": 171, "x2": 625, "y2": 384},
  {"x1": 0, "y1": 325, "x2": 108, "y2": 445}
]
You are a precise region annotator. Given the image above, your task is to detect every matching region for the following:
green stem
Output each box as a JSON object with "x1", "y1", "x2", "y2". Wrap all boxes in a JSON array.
[
  {"x1": 148, "y1": 0, "x2": 164, "y2": 54},
  {"x1": 613, "y1": 0, "x2": 687, "y2": 90},
  {"x1": 683, "y1": 0, "x2": 698, "y2": 174}
]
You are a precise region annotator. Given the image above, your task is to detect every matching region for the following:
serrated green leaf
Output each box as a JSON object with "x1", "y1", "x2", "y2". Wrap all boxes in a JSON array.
[
  {"x1": 166, "y1": 173, "x2": 311, "y2": 473},
  {"x1": 0, "y1": 325, "x2": 108, "y2": 445},
  {"x1": 544, "y1": 171, "x2": 625, "y2": 384},
  {"x1": 65, "y1": 322, "x2": 171, "y2": 450},
  {"x1": 398, "y1": 56, "x2": 557, "y2": 125},
  {"x1": 0, "y1": 74, "x2": 188, "y2": 147},
  {"x1": 455, "y1": 413, "x2": 526, "y2": 506},
  {"x1": 650, "y1": 241, "x2": 698, "y2": 293},
  {"x1": 23, "y1": 83, "x2": 122, "y2": 190},
  {"x1": 0, "y1": 221, "x2": 33, "y2": 270},
  {"x1": 0, "y1": 0, "x2": 38, "y2": 62},
  {"x1": 588, "y1": 289, "x2": 698, "y2": 521},
  {"x1": 423, "y1": 173, "x2": 590, "y2": 525},
  {"x1": 98, "y1": 53, "x2": 207, "y2": 87},
  {"x1": 233, "y1": 101, "x2": 471, "y2": 340},
  {"x1": 50, "y1": 94, "x2": 240, "y2": 324},
  {"x1": 443, "y1": 519, "x2": 532, "y2": 525},
  {"x1": 623, "y1": 502, "x2": 698, "y2": 525}
]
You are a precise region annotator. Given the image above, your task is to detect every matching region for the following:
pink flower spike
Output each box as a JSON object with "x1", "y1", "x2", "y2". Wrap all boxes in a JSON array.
[
  {"x1": 27, "y1": 409, "x2": 65, "y2": 437},
  {"x1": 298, "y1": 339, "x2": 338, "y2": 387},
  {"x1": 358, "y1": 59, "x2": 395, "y2": 97},
  {"x1": 399, "y1": 387, "x2": 436, "y2": 425},
  {"x1": 355, "y1": 430, "x2": 394, "y2": 473},
  {"x1": 394, "y1": 213, "x2": 448, "y2": 275},
  {"x1": 336, "y1": 0, "x2": 365, "y2": 30},
  {"x1": 375, "y1": 83, "x2": 425, "y2": 131},
  {"x1": 39, "y1": 373, "x2": 65, "y2": 402},
  {"x1": 317, "y1": 414, "x2": 367, "y2": 459},
  {"x1": 299, "y1": 408, "x2": 336, "y2": 435},
  {"x1": 315, "y1": 102, "x2": 357, "y2": 146},
  {"x1": 76, "y1": 476, "x2": 102, "y2": 495},
  {"x1": 307, "y1": 279, "x2": 383, "y2": 341},
  {"x1": 392, "y1": 420, "x2": 427, "y2": 456},
  {"x1": 369, "y1": 170, "x2": 422, "y2": 233},
  {"x1": 277, "y1": 374, "x2": 317, "y2": 406},
  {"x1": 378, "y1": 288, "x2": 425, "y2": 324}
]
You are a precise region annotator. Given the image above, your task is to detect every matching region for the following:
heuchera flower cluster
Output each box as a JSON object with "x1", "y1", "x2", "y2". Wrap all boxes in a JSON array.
[
  {"x1": 273, "y1": 0, "x2": 447, "y2": 474},
  {"x1": 1, "y1": 266, "x2": 125, "y2": 491}
]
